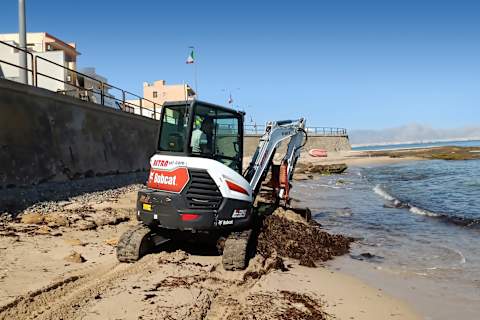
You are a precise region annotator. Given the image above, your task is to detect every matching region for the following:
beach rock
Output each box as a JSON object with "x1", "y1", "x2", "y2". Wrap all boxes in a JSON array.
[
  {"x1": 350, "y1": 252, "x2": 384, "y2": 262},
  {"x1": 75, "y1": 220, "x2": 97, "y2": 231},
  {"x1": 293, "y1": 173, "x2": 313, "y2": 181},
  {"x1": 308, "y1": 163, "x2": 348, "y2": 175},
  {"x1": 64, "y1": 238, "x2": 88, "y2": 246},
  {"x1": 20, "y1": 213, "x2": 44, "y2": 224},
  {"x1": 295, "y1": 163, "x2": 348, "y2": 175},
  {"x1": 44, "y1": 213, "x2": 68, "y2": 227},
  {"x1": 35, "y1": 225, "x2": 51, "y2": 235},
  {"x1": 92, "y1": 216, "x2": 109, "y2": 227},
  {"x1": 104, "y1": 238, "x2": 119, "y2": 246},
  {"x1": 64, "y1": 251, "x2": 86, "y2": 263}
]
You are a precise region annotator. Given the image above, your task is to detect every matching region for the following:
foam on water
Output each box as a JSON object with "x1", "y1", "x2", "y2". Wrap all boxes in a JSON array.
[
  {"x1": 373, "y1": 185, "x2": 395, "y2": 201},
  {"x1": 409, "y1": 205, "x2": 439, "y2": 217}
]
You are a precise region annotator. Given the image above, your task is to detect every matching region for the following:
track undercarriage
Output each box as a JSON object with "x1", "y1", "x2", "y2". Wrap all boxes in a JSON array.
[{"x1": 117, "y1": 198, "x2": 309, "y2": 270}]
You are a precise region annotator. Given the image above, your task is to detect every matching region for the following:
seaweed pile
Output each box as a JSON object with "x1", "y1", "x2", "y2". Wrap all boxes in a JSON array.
[{"x1": 256, "y1": 208, "x2": 353, "y2": 267}]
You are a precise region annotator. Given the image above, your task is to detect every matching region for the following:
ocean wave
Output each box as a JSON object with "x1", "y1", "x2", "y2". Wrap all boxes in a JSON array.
[
  {"x1": 373, "y1": 185, "x2": 395, "y2": 201},
  {"x1": 318, "y1": 184, "x2": 342, "y2": 189},
  {"x1": 373, "y1": 185, "x2": 480, "y2": 228},
  {"x1": 409, "y1": 206, "x2": 439, "y2": 217},
  {"x1": 454, "y1": 248, "x2": 467, "y2": 264}
]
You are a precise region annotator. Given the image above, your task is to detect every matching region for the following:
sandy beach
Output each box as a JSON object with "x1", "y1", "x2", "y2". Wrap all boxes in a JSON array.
[
  {"x1": 298, "y1": 150, "x2": 423, "y2": 167},
  {"x1": 0, "y1": 165, "x2": 423, "y2": 319}
]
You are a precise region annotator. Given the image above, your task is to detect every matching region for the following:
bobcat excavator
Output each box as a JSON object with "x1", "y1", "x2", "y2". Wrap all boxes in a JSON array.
[{"x1": 117, "y1": 100, "x2": 307, "y2": 270}]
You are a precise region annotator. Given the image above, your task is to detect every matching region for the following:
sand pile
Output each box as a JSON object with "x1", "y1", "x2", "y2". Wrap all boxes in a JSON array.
[{"x1": 257, "y1": 208, "x2": 352, "y2": 267}]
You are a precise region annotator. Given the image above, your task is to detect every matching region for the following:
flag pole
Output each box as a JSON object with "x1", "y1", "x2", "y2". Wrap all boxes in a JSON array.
[
  {"x1": 194, "y1": 59, "x2": 198, "y2": 99},
  {"x1": 188, "y1": 46, "x2": 198, "y2": 99}
]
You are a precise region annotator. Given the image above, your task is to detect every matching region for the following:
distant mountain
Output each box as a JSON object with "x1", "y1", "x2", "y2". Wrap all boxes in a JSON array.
[{"x1": 349, "y1": 124, "x2": 480, "y2": 146}]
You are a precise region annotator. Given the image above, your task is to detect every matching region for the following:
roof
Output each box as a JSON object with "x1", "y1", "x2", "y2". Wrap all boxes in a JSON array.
[
  {"x1": 163, "y1": 100, "x2": 242, "y2": 116},
  {"x1": 0, "y1": 32, "x2": 80, "y2": 56}
]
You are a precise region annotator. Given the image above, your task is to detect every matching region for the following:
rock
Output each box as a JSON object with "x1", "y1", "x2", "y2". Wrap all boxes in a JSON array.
[
  {"x1": 75, "y1": 220, "x2": 97, "y2": 231},
  {"x1": 44, "y1": 213, "x2": 68, "y2": 227},
  {"x1": 293, "y1": 173, "x2": 312, "y2": 181},
  {"x1": 35, "y1": 225, "x2": 51, "y2": 235},
  {"x1": 308, "y1": 163, "x2": 348, "y2": 175},
  {"x1": 20, "y1": 213, "x2": 44, "y2": 225},
  {"x1": 64, "y1": 238, "x2": 87, "y2": 246},
  {"x1": 64, "y1": 251, "x2": 86, "y2": 263},
  {"x1": 92, "y1": 216, "x2": 109, "y2": 227},
  {"x1": 104, "y1": 238, "x2": 118, "y2": 246}
]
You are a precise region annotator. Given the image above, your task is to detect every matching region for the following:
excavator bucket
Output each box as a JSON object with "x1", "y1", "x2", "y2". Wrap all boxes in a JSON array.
[{"x1": 284, "y1": 206, "x2": 312, "y2": 222}]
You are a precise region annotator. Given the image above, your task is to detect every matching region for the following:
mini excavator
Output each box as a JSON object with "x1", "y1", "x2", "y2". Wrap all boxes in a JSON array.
[{"x1": 117, "y1": 100, "x2": 307, "y2": 270}]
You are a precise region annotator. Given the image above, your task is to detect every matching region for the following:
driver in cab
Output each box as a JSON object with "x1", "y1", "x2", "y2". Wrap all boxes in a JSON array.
[{"x1": 191, "y1": 117, "x2": 214, "y2": 154}]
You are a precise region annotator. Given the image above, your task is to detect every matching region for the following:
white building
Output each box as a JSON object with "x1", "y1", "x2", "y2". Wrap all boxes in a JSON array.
[
  {"x1": 0, "y1": 32, "x2": 114, "y2": 107},
  {"x1": 0, "y1": 32, "x2": 79, "y2": 90}
]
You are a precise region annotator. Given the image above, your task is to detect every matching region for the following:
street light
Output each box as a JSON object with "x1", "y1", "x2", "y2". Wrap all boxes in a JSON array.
[{"x1": 18, "y1": 0, "x2": 27, "y2": 84}]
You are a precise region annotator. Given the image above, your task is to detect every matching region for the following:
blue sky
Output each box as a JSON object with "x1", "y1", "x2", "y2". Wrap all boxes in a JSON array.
[{"x1": 1, "y1": 0, "x2": 479, "y2": 130}]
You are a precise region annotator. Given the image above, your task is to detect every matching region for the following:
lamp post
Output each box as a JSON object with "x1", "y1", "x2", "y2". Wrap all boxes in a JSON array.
[{"x1": 18, "y1": 0, "x2": 28, "y2": 84}]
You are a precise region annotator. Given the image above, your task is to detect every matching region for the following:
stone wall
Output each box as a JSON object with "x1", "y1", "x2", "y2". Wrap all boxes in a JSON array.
[
  {"x1": 244, "y1": 135, "x2": 351, "y2": 157},
  {"x1": 0, "y1": 79, "x2": 158, "y2": 189}
]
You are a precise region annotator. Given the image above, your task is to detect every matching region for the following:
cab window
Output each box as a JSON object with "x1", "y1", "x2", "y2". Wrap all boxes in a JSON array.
[
  {"x1": 158, "y1": 105, "x2": 188, "y2": 152},
  {"x1": 190, "y1": 104, "x2": 242, "y2": 172}
]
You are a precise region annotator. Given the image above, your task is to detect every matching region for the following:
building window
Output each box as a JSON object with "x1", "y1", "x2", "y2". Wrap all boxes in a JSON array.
[{"x1": 153, "y1": 91, "x2": 158, "y2": 98}]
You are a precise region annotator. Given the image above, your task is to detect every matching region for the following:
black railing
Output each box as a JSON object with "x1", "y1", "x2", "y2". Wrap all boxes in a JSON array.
[
  {"x1": 0, "y1": 40, "x2": 161, "y2": 120},
  {"x1": 1, "y1": 40, "x2": 348, "y2": 134},
  {"x1": 0, "y1": 40, "x2": 35, "y2": 84},
  {"x1": 244, "y1": 124, "x2": 348, "y2": 137}
]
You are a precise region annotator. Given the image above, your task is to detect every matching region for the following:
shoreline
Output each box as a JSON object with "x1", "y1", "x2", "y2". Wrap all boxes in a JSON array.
[
  {"x1": 298, "y1": 150, "x2": 424, "y2": 168},
  {"x1": 294, "y1": 149, "x2": 480, "y2": 320}
]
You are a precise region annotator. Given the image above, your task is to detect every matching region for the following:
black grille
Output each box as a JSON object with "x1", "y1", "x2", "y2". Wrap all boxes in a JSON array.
[{"x1": 185, "y1": 169, "x2": 222, "y2": 209}]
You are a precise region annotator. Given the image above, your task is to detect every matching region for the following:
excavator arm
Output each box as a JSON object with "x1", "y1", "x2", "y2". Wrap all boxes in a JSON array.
[{"x1": 244, "y1": 118, "x2": 307, "y2": 203}]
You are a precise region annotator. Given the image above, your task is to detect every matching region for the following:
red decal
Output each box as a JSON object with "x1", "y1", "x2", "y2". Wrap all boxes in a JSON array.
[
  {"x1": 152, "y1": 159, "x2": 170, "y2": 167},
  {"x1": 147, "y1": 167, "x2": 190, "y2": 193},
  {"x1": 226, "y1": 180, "x2": 249, "y2": 196}
]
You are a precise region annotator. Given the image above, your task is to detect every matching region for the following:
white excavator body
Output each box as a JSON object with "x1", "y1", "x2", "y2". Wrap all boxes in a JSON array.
[{"x1": 118, "y1": 100, "x2": 308, "y2": 270}]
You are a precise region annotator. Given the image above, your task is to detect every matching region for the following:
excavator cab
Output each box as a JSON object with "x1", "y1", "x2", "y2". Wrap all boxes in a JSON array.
[{"x1": 157, "y1": 100, "x2": 244, "y2": 174}]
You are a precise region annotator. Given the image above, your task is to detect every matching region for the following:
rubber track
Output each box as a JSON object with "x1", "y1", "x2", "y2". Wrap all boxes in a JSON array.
[
  {"x1": 116, "y1": 224, "x2": 153, "y2": 262},
  {"x1": 222, "y1": 229, "x2": 252, "y2": 271}
]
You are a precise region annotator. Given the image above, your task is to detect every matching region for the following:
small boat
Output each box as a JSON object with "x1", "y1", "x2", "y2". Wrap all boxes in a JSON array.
[{"x1": 309, "y1": 149, "x2": 328, "y2": 157}]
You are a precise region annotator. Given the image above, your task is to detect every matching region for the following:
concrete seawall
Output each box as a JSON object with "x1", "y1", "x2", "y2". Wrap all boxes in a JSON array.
[
  {"x1": 244, "y1": 135, "x2": 351, "y2": 156},
  {"x1": 0, "y1": 79, "x2": 158, "y2": 190},
  {"x1": 0, "y1": 79, "x2": 350, "y2": 208}
]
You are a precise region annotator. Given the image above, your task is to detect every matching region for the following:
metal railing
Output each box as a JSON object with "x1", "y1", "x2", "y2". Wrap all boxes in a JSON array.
[
  {"x1": 0, "y1": 40, "x2": 161, "y2": 120},
  {"x1": 1, "y1": 40, "x2": 349, "y2": 134},
  {"x1": 244, "y1": 124, "x2": 348, "y2": 137},
  {"x1": 0, "y1": 40, "x2": 35, "y2": 85}
]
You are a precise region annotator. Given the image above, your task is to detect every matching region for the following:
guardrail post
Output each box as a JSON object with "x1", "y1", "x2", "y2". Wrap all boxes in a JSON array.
[
  {"x1": 140, "y1": 99, "x2": 143, "y2": 116},
  {"x1": 100, "y1": 82, "x2": 104, "y2": 105},
  {"x1": 154, "y1": 103, "x2": 157, "y2": 119},
  {"x1": 33, "y1": 55, "x2": 38, "y2": 87},
  {"x1": 122, "y1": 90, "x2": 126, "y2": 111}
]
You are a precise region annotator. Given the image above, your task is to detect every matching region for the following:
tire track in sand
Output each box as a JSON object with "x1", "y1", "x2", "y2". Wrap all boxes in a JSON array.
[{"x1": 0, "y1": 254, "x2": 159, "y2": 320}]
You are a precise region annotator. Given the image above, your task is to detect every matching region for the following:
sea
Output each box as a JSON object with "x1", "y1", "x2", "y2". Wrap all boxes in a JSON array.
[
  {"x1": 352, "y1": 139, "x2": 480, "y2": 151},
  {"x1": 292, "y1": 140, "x2": 480, "y2": 319}
]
